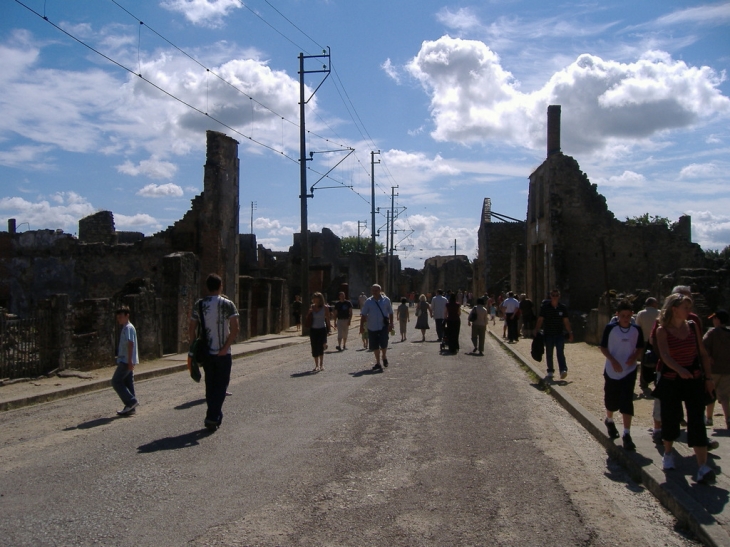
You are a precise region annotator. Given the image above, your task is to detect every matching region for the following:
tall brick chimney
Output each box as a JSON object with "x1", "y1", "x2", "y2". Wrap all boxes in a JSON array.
[{"x1": 547, "y1": 104, "x2": 561, "y2": 157}]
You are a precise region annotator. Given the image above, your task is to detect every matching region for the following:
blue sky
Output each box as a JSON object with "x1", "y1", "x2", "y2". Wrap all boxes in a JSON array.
[{"x1": 1, "y1": 0, "x2": 729, "y2": 268}]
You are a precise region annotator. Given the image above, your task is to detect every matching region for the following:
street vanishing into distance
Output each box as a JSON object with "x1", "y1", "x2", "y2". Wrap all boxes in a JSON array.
[{"x1": 0, "y1": 321, "x2": 701, "y2": 546}]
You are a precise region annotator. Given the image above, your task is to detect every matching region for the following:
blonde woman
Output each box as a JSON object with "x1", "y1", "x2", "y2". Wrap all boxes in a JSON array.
[
  {"x1": 306, "y1": 292, "x2": 331, "y2": 372},
  {"x1": 415, "y1": 294, "x2": 431, "y2": 341},
  {"x1": 655, "y1": 293, "x2": 715, "y2": 482}
]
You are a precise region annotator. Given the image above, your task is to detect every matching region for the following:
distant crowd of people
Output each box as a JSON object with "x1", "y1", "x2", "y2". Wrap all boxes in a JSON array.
[{"x1": 110, "y1": 274, "x2": 729, "y2": 486}]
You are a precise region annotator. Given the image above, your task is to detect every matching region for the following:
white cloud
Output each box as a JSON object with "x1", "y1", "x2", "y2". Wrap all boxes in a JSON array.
[
  {"x1": 160, "y1": 0, "x2": 242, "y2": 27},
  {"x1": 679, "y1": 162, "x2": 724, "y2": 179},
  {"x1": 117, "y1": 158, "x2": 178, "y2": 180},
  {"x1": 381, "y1": 58, "x2": 401, "y2": 84},
  {"x1": 136, "y1": 183, "x2": 184, "y2": 198},
  {"x1": 0, "y1": 192, "x2": 96, "y2": 232},
  {"x1": 114, "y1": 212, "x2": 159, "y2": 230},
  {"x1": 253, "y1": 217, "x2": 296, "y2": 237},
  {"x1": 0, "y1": 30, "x2": 309, "y2": 170},
  {"x1": 404, "y1": 36, "x2": 730, "y2": 156},
  {"x1": 653, "y1": 3, "x2": 730, "y2": 27},
  {"x1": 594, "y1": 170, "x2": 647, "y2": 189},
  {"x1": 0, "y1": 144, "x2": 54, "y2": 169},
  {"x1": 687, "y1": 210, "x2": 730, "y2": 251},
  {"x1": 436, "y1": 7, "x2": 481, "y2": 32}
]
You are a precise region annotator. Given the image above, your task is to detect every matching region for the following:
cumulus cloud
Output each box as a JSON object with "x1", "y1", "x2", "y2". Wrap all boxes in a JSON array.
[
  {"x1": 160, "y1": 0, "x2": 242, "y2": 27},
  {"x1": 0, "y1": 29, "x2": 309, "y2": 170},
  {"x1": 114, "y1": 212, "x2": 159, "y2": 229},
  {"x1": 136, "y1": 183, "x2": 184, "y2": 198},
  {"x1": 117, "y1": 158, "x2": 178, "y2": 180},
  {"x1": 594, "y1": 170, "x2": 647, "y2": 189},
  {"x1": 404, "y1": 36, "x2": 730, "y2": 156},
  {"x1": 687, "y1": 210, "x2": 730, "y2": 251},
  {"x1": 0, "y1": 192, "x2": 96, "y2": 232},
  {"x1": 679, "y1": 162, "x2": 725, "y2": 179},
  {"x1": 253, "y1": 217, "x2": 296, "y2": 237}
]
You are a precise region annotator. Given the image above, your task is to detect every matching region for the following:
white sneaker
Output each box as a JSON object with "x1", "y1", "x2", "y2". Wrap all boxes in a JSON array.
[
  {"x1": 662, "y1": 451, "x2": 675, "y2": 470},
  {"x1": 697, "y1": 464, "x2": 715, "y2": 483}
]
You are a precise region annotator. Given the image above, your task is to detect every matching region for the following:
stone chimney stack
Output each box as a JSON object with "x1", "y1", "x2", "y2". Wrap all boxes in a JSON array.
[
  {"x1": 8, "y1": 218, "x2": 16, "y2": 234},
  {"x1": 547, "y1": 104, "x2": 561, "y2": 157}
]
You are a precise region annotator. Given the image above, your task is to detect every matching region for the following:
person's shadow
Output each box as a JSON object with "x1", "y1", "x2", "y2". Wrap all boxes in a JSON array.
[
  {"x1": 137, "y1": 429, "x2": 214, "y2": 453},
  {"x1": 63, "y1": 417, "x2": 116, "y2": 431},
  {"x1": 350, "y1": 368, "x2": 382, "y2": 377},
  {"x1": 174, "y1": 398, "x2": 206, "y2": 410},
  {"x1": 291, "y1": 370, "x2": 319, "y2": 378}
]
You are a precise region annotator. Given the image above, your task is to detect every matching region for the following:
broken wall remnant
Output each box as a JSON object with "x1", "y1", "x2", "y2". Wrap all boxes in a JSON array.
[{"x1": 525, "y1": 105, "x2": 705, "y2": 312}]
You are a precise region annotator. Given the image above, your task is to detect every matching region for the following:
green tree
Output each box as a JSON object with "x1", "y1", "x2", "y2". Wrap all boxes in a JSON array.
[
  {"x1": 625, "y1": 213, "x2": 672, "y2": 228},
  {"x1": 340, "y1": 235, "x2": 384, "y2": 255}
]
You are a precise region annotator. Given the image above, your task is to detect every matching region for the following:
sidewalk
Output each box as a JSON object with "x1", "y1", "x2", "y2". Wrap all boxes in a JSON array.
[
  {"x1": 490, "y1": 327, "x2": 730, "y2": 547},
  {"x1": 0, "y1": 310, "x2": 365, "y2": 412},
  {"x1": 0, "y1": 328, "x2": 310, "y2": 412}
]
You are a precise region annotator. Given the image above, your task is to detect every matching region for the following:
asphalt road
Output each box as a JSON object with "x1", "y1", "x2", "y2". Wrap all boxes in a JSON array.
[{"x1": 0, "y1": 319, "x2": 701, "y2": 546}]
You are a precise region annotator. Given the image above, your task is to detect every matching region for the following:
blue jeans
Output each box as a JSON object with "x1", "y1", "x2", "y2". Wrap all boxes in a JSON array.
[
  {"x1": 543, "y1": 334, "x2": 567, "y2": 374},
  {"x1": 112, "y1": 362, "x2": 137, "y2": 406},
  {"x1": 203, "y1": 354, "x2": 232, "y2": 425}
]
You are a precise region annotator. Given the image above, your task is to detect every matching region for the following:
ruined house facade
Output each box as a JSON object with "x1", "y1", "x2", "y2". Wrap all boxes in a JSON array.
[
  {"x1": 525, "y1": 105, "x2": 705, "y2": 312},
  {"x1": 475, "y1": 198, "x2": 526, "y2": 298},
  {"x1": 0, "y1": 131, "x2": 245, "y2": 377}
]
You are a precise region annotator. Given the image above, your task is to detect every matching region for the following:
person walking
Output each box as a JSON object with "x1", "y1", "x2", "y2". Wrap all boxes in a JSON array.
[
  {"x1": 306, "y1": 292, "x2": 331, "y2": 372},
  {"x1": 112, "y1": 306, "x2": 139, "y2": 416},
  {"x1": 397, "y1": 297, "x2": 410, "y2": 342},
  {"x1": 501, "y1": 291, "x2": 520, "y2": 343},
  {"x1": 655, "y1": 293, "x2": 715, "y2": 483},
  {"x1": 333, "y1": 291, "x2": 353, "y2": 351},
  {"x1": 468, "y1": 297, "x2": 489, "y2": 355},
  {"x1": 635, "y1": 297, "x2": 661, "y2": 391},
  {"x1": 360, "y1": 284, "x2": 394, "y2": 372},
  {"x1": 292, "y1": 295, "x2": 302, "y2": 332},
  {"x1": 443, "y1": 293, "x2": 462, "y2": 354},
  {"x1": 600, "y1": 300, "x2": 644, "y2": 451},
  {"x1": 430, "y1": 289, "x2": 448, "y2": 342},
  {"x1": 189, "y1": 273, "x2": 240, "y2": 432},
  {"x1": 704, "y1": 309, "x2": 730, "y2": 429},
  {"x1": 415, "y1": 294, "x2": 431, "y2": 341},
  {"x1": 534, "y1": 289, "x2": 573, "y2": 380}
]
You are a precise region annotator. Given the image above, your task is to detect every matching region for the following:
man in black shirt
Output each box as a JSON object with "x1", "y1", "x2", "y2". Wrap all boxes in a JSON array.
[
  {"x1": 333, "y1": 291, "x2": 353, "y2": 350},
  {"x1": 534, "y1": 289, "x2": 574, "y2": 380}
]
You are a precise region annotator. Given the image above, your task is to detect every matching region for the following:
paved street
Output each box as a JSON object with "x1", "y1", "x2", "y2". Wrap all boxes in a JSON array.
[{"x1": 0, "y1": 317, "x2": 699, "y2": 546}]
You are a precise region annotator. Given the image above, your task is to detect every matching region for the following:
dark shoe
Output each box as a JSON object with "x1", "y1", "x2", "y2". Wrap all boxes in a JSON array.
[
  {"x1": 478, "y1": 351, "x2": 484, "y2": 356},
  {"x1": 204, "y1": 418, "x2": 219, "y2": 432},
  {"x1": 336, "y1": 345, "x2": 341, "y2": 351},
  {"x1": 622, "y1": 433, "x2": 636, "y2": 451},
  {"x1": 117, "y1": 401, "x2": 139, "y2": 415},
  {"x1": 708, "y1": 439, "x2": 720, "y2": 451},
  {"x1": 383, "y1": 358, "x2": 389, "y2": 368},
  {"x1": 371, "y1": 363, "x2": 383, "y2": 371},
  {"x1": 605, "y1": 418, "x2": 620, "y2": 439}
]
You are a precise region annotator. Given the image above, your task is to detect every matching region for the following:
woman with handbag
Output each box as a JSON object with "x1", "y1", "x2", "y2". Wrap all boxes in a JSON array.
[
  {"x1": 306, "y1": 292, "x2": 331, "y2": 372},
  {"x1": 655, "y1": 293, "x2": 715, "y2": 482},
  {"x1": 415, "y1": 294, "x2": 431, "y2": 341}
]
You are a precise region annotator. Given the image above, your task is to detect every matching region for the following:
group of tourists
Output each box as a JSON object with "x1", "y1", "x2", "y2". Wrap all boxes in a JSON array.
[{"x1": 598, "y1": 285, "x2": 730, "y2": 484}]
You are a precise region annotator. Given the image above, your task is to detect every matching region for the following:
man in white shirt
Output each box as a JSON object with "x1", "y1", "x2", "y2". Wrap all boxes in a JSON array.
[
  {"x1": 359, "y1": 284, "x2": 394, "y2": 372},
  {"x1": 430, "y1": 289, "x2": 448, "y2": 342},
  {"x1": 501, "y1": 291, "x2": 521, "y2": 343}
]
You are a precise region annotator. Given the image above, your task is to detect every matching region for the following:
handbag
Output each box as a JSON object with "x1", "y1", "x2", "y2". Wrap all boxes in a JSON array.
[{"x1": 188, "y1": 300, "x2": 209, "y2": 382}]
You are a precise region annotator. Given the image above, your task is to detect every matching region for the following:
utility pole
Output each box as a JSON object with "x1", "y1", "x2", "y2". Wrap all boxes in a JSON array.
[
  {"x1": 370, "y1": 150, "x2": 380, "y2": 285},
  {"x1": 390, "y1": 185, "x2": 398, "y2": 297},
  {"x1": 385, "y1": 209, "x2": 390, "y2": 293},
  {"x1": 298, "y1": 49, "x2": 330, "y2": 334},
  {"x1": 250, "y1": 201, "x2": 257, "y2": 234},
  {"x1": 454, "y1": 239, "x2": 457, "y2": 256},
  {"x1": 357, "y1": 220, "x2": 367, "y2": 252}
]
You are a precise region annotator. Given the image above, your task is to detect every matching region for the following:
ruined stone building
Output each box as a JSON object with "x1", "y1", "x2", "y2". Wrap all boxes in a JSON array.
[
  {"x1": 525, "y1": 105, "x2": 705, "y2": 311},
  {"x1": 0, "y1": 131, "x2": 245, "y2": 377},
  {"x1": 475, "y1": 198, "x2": 525, "y2": 298}
]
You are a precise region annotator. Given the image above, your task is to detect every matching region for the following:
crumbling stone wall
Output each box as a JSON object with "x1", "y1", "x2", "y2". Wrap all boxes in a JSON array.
[
  {"x1": 420, "y1": 256, "x2": 472, "y2": 294},
  {"x1": 526, "y1": 152, "x2": 705, "y2": 311},
  {"x1": 477, "y1": 220, "x2": 525, "y2": 297},
  {"x1": 79, "y1": 211, "x2": 116, "y2": 245}
]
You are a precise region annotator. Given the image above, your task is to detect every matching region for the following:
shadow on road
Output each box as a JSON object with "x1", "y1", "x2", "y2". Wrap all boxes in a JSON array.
[
  {"x1": 350, "y1": 368, "x2": 382, "y2": 377},
  {"x1": 63, "y1": 417, "x2": 117, "y2": 431},
  {"x1": 290, "y1": 370, "x2": 319, "y2": 378},
  {"x1": 174, "y1": 398, "x2": 206, "y2": 410},
  {"x1": 137, "y1": 429, "x2": 213, "y2": 453}
]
